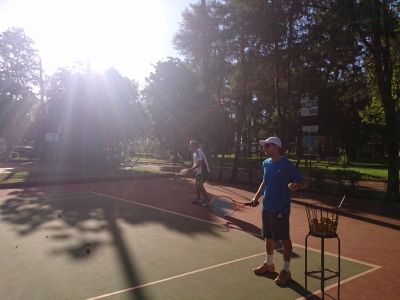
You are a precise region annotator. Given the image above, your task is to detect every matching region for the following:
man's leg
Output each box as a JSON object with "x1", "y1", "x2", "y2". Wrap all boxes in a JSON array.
[
  {"x1": 192, "y1": 176, "x2": 201, "y2": 203},
  {"x1": 274, "y1": 215, "x2": 292, "y2": 285},
  {"x1": 282, "y1": 239, "x2": 292, "y2": 263},
  {"x1": 266, "y1": 238, "x2": 275, "y2": 256},
  {"x1": 196, "y1": 179, "x2": 209, "y2": 206},
  {"x1": 198, "y1": 181, "x2": 209, "y2": 203},
  {"x1": 253, "y1": 212, "x2": 276, "y2": 275}
]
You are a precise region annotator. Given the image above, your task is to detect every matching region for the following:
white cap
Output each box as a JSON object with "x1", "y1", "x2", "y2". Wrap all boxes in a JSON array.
[{"x1": 259, "y1": 136, "x2": 282, "y2": 148}]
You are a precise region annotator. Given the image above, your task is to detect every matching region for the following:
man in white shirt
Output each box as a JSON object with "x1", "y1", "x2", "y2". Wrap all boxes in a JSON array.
[{"x1": 189, "y1": 140, "x2": 210, "y2": 206}]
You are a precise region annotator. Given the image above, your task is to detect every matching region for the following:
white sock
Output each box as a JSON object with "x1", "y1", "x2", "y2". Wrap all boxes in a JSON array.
[
  {"x1": 282, "y1": 260, "x2": 290, "y2": 272},
  {"x1": 265, "y1": 254, "x2": 273, "y2": 265}
]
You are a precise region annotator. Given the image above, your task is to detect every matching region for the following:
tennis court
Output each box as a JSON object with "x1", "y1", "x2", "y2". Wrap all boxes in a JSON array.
[{"x1": 0, "y1": 179, "x2": 381, "y2": 300}]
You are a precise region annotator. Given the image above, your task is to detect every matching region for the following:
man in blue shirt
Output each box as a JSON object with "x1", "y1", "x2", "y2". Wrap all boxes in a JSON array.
[{"x1": 251, "y1": 136, "x2": 304, "y2": 285}]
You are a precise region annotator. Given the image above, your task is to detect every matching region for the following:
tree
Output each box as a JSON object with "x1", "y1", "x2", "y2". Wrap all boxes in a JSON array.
[
  {"x1": 142, "y1": 58, "x2": 204, "y2": 149},
  {"x1": 45, "y1": 67, "x2": 142, "y2": 167},
  {"x1": 0, "y1": 27, "x2": 41, "y2": 145},
  {"x1": 345, "y1": 0, "x2": 399, "y2": 198}
]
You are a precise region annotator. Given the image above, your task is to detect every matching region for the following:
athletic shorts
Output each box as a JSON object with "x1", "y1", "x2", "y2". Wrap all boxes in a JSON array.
[
  {"x1": 261, "y1": 210, "x2": 290, "y2": 241},
  {"x1": 195, "y1": 173, "x2": 205, "y2": 183}
]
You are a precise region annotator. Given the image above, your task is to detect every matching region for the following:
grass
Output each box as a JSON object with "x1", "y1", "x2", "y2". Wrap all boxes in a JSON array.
[
  {"x1": 211, "y1": 155, "x2": 390, "y2": 180},
  {"x1": 296, "y1": 160, "x2": 389, "y2": 180},
  {"x1": 0, "y1": 154, "x2": 392, "y2": 186}
]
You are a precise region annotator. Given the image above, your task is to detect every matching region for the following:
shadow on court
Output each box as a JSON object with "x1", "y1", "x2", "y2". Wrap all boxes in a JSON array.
[
  {"x1": 0, "y1": 178, "x2": 375, "y2": 300},
  {"x1": 0, "y1": 179, "x2": 225, "y2": 300},
  {"x1": 258, "y1": 272, "x2": 314, "y2": 298}
]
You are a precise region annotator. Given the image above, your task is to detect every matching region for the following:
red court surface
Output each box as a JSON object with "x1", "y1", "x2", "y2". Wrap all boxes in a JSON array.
[{"x1": 0, "y1": 177, "x2": 398, "y2": 299}]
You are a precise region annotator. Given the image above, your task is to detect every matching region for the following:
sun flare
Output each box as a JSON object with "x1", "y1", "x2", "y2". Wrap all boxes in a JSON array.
[{"x1": 2, "y1": 0, "x2": 170, "y2": 78}]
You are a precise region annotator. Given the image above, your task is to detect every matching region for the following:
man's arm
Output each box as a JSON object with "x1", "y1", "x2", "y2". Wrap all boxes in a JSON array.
[
  {"x1": 288, "y1": 164, "x2": 306, "y2": 191},
  {"x1": 251, "y1": 180, "x2": 265, "y2": 206},
  {"x1": 190, "y1": 160, "x2": 202, "y2": 171}
]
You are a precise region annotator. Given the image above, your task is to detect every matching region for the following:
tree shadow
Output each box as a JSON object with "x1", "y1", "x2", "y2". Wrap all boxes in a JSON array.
[{"x1": 0, "y1": 179, "x2": 229, "y2": 299}]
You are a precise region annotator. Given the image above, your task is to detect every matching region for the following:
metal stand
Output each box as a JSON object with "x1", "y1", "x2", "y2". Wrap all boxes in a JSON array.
[{"x1": 305, "y1": 233, "x2": 341, "y2": 299}]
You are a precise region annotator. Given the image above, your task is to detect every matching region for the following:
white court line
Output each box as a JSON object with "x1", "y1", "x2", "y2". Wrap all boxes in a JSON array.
[
  {"x1": 86, "y1": 191, "x2": 382, "y2": 300},
  {"x1": 292, "y1": 243, "x2": 381, "y2": 269},
  {"x1": 88, "y1": 191, "x2": 224, "y2": 228},
  {"x1": 294, "y1": 264, "x2": 382, "y2": 300},
  {"x1": 292, "y1": 243, "x2": 382, "y2": 300},
  {"x1": 85, "y1": 252, "x2": 265, "y2": 300}
]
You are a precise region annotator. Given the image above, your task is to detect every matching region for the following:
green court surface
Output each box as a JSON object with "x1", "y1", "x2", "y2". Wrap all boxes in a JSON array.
[{"x1": 0, "y1": 191, "x2": 376, "y2": 300}]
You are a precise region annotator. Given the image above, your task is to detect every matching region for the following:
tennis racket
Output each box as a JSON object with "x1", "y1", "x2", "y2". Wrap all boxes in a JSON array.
[{"x1": 210, "y1": 196, "x2": 253, "y2": 217}]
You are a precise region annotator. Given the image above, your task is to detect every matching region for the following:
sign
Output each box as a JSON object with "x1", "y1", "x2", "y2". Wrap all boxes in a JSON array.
[
  {"x1": 300, "y1": 95, "x2": 318, "y2": 116},
  {"x1": 302, "y1": 125, "x2": 319, "y2": 154},
  {"x1": 302, "y1": 125, "x2": 319, "y2": 134},
  {"x1": 45, "y1": 132, "x2": 59, "y2": 143},
  {"x1": 303, "y1": 136, "x2": 319, "y2": 154}
]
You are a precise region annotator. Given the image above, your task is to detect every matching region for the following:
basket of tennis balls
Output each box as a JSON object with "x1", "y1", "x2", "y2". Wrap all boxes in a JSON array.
[{"x1": 305, "y1": 203, "x2": 339, "y2": 237}]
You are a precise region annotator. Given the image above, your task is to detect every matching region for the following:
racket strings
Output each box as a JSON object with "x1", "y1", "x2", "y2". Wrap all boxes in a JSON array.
[{"x1": 211, "y1": 196, "x2": 235, "y2": 217}]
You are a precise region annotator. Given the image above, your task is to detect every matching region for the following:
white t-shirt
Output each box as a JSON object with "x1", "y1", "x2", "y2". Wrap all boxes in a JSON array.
[{"x1": 193, "y1": 148, "x2": 210, "y2": 175}]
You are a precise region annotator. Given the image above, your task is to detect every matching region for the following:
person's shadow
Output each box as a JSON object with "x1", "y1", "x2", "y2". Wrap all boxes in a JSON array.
[
  {"x1": 223, "y1": 215, "x2": 262, "y2": 238},
  {"x1": 257, "y1": 272, "x2": 316, "y2": 299}
]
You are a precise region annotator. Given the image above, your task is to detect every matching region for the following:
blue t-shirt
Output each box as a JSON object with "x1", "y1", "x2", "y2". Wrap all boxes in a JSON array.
[{"x1": 262, "y1": 156, "x2": 302, "y2": 214}]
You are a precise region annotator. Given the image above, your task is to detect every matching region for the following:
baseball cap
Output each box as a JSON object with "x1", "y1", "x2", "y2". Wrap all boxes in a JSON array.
[{"x1": 259, "y1": 136, "x2": 282, "y2": 148}]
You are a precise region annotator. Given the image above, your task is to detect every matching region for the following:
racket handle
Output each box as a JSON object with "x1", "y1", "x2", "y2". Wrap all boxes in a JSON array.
[{"x1": 250, "y1": 199, "x2": 259, "y2": 207}]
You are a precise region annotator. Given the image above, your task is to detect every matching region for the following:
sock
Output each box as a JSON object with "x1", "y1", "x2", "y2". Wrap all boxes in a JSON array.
[
  {"x1": 282, "y1": 260, "x2": 290, "y2": 272},
  {"x1": 265, "y1": 254, "x2": 273, "y2": 265}
]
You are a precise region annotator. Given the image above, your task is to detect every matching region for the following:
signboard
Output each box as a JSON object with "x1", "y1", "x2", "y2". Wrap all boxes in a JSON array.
[
  {"x1": 302, "y1": 125, "x2": 319, "y2": 134},
  {"x1": 302, "y1": 125, "x2": 319, "y2": 154},
  {"x1": 300, "y1": 95, "x2": 318, "y2": 117},
  {"x1": 303, "y1": 136, "x2": 319, "y2": 154},
  {"x1": 45, "y1": 132, "x2": 59, "y2": 143}
]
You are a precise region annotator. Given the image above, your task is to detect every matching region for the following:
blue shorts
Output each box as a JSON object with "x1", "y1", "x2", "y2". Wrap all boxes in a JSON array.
[{"x1": 261, "y1": 210, "x2": 290, "y2": 241}]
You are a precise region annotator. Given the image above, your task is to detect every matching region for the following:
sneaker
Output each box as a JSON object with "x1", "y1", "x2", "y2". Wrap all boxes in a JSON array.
[
  {"x1": 274, "y1": 270, "x2": 291, "y2": 285},
  {"x1": 253, "y1": 263, "x2": 275, "y2": 275}
]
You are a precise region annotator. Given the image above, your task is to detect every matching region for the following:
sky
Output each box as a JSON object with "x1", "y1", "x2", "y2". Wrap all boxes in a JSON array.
[{"x1": 0, "y1": 0, "x2": 196, "y2": 83}]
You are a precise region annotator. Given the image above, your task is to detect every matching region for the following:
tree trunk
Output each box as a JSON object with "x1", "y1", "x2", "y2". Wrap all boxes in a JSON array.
[
  {"x1": 379, "y1": 85, "x2": 399, "y2": 199},
  {"x1": 230, "y1": 117, "x2": 243, "y2": 183},
  {"x1": 370, "y1": 17, "x2": 399, "y2": 199},
  {"x1": 218, "y1": 152, "x2": 225, "y2": 181}
]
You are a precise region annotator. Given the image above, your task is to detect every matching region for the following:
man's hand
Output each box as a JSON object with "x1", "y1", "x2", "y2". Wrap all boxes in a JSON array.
[
  {"x1": 288, "y1": 182, "x2": 304, "y2": 191},
  {"x1": 249, "y1": 198, "x2": 259, "y2": 207}
]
